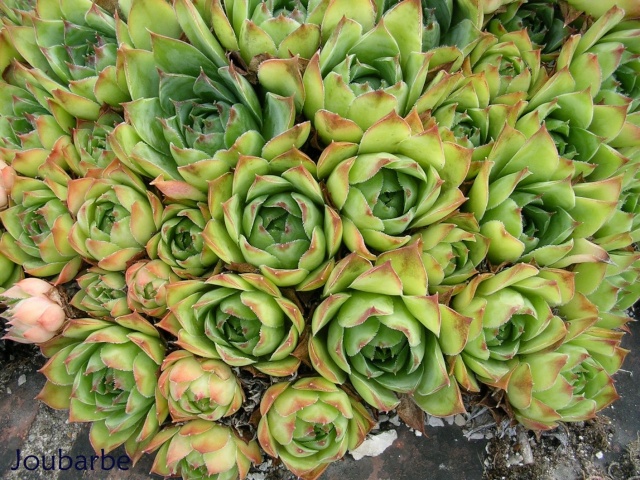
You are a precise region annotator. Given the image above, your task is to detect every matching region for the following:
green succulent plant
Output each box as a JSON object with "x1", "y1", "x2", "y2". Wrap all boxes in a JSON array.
[
  {"x1": 145, "y1": 419, "x2": 262, "y2": 479},
  {"x1": 70, "y1": 267, "x2": 130, "y2": 319},
  {"x1": 37, "y1": 314, "x2": 167, "y2": 462},
  {"x1": 0, "y1": 0, "x2": 638, "y2": 478},
  {"x1": 257, "y1": 377, "x2": 374, "y2": 480},
  {"x1": 310, "y1": 242, "x2": 471, "y2": 415},
  {"x1": 160, "y1": 272, "x2": 306, "y2": 376}
]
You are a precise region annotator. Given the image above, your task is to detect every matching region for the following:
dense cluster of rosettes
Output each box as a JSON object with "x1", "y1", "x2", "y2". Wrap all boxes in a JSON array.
[{"x1": 1, "y1": 0, "x2": 639, "y2": 479}]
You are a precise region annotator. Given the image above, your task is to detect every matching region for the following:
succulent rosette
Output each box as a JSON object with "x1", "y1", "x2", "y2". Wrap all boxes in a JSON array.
[
  {"x1": 412, "y1": 212, "x2": 489, "y2": 295},
  {"x1": 0, "y1": 175, "x2": 83, "y2": 283},
  {"x1": 310, "y1": 242, "x2": 471, "y2": 414},
  {"x1": 1, "y1": 277, "x2": 65, "y2": 343},
  {"x1": 257, "y1": 377, "x2": 374, "y2": 480},
  {"x1": 52, "y1": 111, "x2": 124, "y2": 177},
  {"x1": 4, "y1": 0, "x2": 127, "y2": 117},
  {"x1": 145, "y1": 420, "x2": 262, "y2": 479},
  {"x1": 37, "y1": 314, "x2": 168, "y2": 461},
  {"x1": 210, "y1": 0, "x2": 328, "y2": 62},
  {"x1": 264, "y1": 0, "x2": 441, "y2": 143},
  {"x1": 505, "y1": 323, "x2": 628, "y2": 430},
  {"x1": 449, "y1": 263, "x2": 575, "y2": 391},
  {"x1": 465, "y1": 123, "x2": 616, "y2": 267},
  {"x1": 146, "y1": 202, "x2": 218, "y2": 279},
  {"x1": 515, "y1": 9, "x2": 635, "y2": 164},
  {"x1": 0, "y1": 63, "x2": 66, "y2": 171},
  {"x1": 70, "y1": 267, "x2": 131, "y2": 319},
  {"x1": 158, "y1": 350, "x2": 244, "y2": 422},
  {"x1": 126, "y1": 259, "x2": 180, "y2": 318},
  {"x1": 466, "y1": 29, "x2": 544, "y2": 104},
  {"x1": 316, "y1": 111, "x2": 469, "y2": 259},
  {"x1": 110, "y1": 29, "x2": 259, "y2": 186},
  {"x1": 562, "y1": 11, "x2": 640, "y2": 113},
  {"x1": 486, "y1": 0, "x2": 577, "y2": 56},
  {"x1": 67, "y1": 161, "x2": 162, "y2": 271},
  {"x1": 416, "y1": 69, "x2": 525, "y2": 151},
  {"x1": 203, "y1": 149, "x2": 341, "y2": 289},
  {"x1": 160, "y1": 273, "x2": 305, "y2": 376}
]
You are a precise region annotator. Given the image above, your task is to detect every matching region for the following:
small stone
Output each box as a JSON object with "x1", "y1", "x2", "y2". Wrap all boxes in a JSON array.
[
  {"x1": 6, "y1": 388, "x2": 11, "y2": 394},
  {"x1": 415, "y1": 430, "x2": 423, "y2": 437},
  {"x1": 378, "y1": 415, "x2": 389, "y2": 423},
  {"x1": 485, "y1": 432, "x2": 494, "y2": 439},
  {"x1": 469, "y1": 433, "x2": 485, "y2": 440},
  {"x1": 596, "y1": 451, "x2": 604, "y2": 460},
  {"x1": 428, "y1": 416, "x2": 445, "y2": 427},
  {"x1": 18, "y1": 374, "x2": 26, "y2": 386},
  {"x1": 388, "y1": 415, "x2": 401, "y2": 427},
  {"x1": 444, "y1": 415, "x2": 455, "y2": 425},
  {"x1": 454, "y1": 414, "x2": 466, "y2": 426},
  {"x1": 350, "y1": 430, "x2": 398, "y2": 461}
]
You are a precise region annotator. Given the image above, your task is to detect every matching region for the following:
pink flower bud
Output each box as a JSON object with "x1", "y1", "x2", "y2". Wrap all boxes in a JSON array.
[
  {"x1": 3, "y1": 278, "x2": 54, "y2": 299},
  {"x1": 2, "y1": 282, "x2": 66, "y2": 344}
]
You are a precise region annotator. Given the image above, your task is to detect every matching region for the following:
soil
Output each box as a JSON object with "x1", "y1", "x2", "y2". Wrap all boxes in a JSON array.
[{"x1": 482, "y1": 417, "x2": 627, "y2": 480}]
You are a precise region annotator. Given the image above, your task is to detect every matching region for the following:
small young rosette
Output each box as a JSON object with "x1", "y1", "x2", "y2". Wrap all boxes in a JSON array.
[
  {"x1": 158, "y1": 350, "x2": 244, "y2": 422},
  {"x1": 0, "y1": 175, "x2": 83, "y2": 283},
  {"x1": 257, "y1": 377, "x2": 374, "y2": 480},
  {"x1": 487, "y1": 0, "x2": 577, "y2": 55},
  {"x1": 54, "y1": 112, "x2": 124, "y2": 177},
  {"x1": 160, "y1": 273, "x2": 305, "y2": 376},
  {"x1": 465, "y1": 29, "x2": 543, "y2": 104},
  {"x1": 210, "y1": 0, "x2": 328, "y2": 62},
  {"x1": 317, "y1": 111, "x2": 469, "y2": 259},
  {"x1": 412, "y1": 212, "x2": 489, "y2": 295},
  {"x1": 449, "y1": 263, "x2": 575, "y2": 392},
  {"x1": 67, "y1": 161, "x2": 162, "y2": 271},
  {"x1": 145, "y1": 420, "x2": 262, "y2": 480},
  {"x1": 422, "y1": 82, "x2": 525, "y2": 151},
  {"x1": 37, "y1": 313, "x2": 167, "y2": 462},
  {"x1": 203, "y1": 152, "x2": 341, "y2": 289},
  {"x1": 310, "y1": 242, "x2": 472, "y2": 415},
  {"x1": 71, "y1": 267, "x2": 131, "y2": 319},
  {"x1": 126, "y1": 259, "x2": 180, "y2": 318},
  {"x1": 146, "y1": 202, "x2": 218, "y2": 279}
]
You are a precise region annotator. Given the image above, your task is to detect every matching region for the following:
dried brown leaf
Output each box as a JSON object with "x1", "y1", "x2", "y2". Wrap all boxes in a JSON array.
[
  {"x1": 291, "y1": 326, "x2": 311, "y2": 368},
  {"x1": 397, "y1": 394, "x2": 426, "y2": 435},
  {"x1": 227, "y1": 262, "x2": 260, "y2": 274}
]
